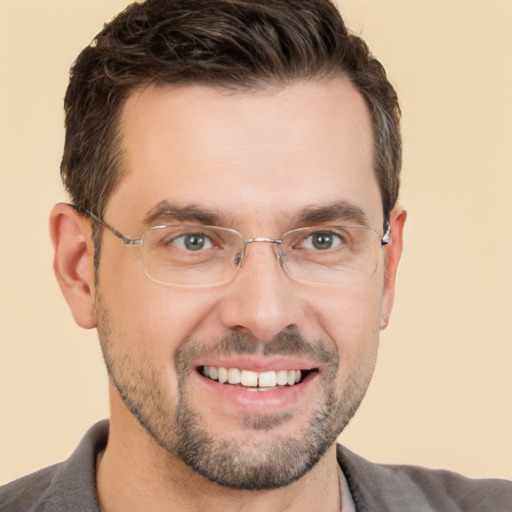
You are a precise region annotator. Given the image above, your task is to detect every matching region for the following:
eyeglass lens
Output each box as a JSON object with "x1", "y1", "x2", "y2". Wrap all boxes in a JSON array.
[{"x1": 140, "y1": 224, "x2": 382, "y2": 287}]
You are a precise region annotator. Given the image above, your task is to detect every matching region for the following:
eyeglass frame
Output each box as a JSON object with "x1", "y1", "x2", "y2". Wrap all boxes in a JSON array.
[{"x1": 70, "y1": 204, "x2": 391, "y2": 287}]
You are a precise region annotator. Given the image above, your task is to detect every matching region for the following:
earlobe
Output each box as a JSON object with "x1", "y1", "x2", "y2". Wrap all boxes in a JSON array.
[
  {"x1": 50, "y1": 203, "x2": 97, "y2": 329},
  {"x1": 380, "y1": 206, "x2": 407, "y2": 329}
]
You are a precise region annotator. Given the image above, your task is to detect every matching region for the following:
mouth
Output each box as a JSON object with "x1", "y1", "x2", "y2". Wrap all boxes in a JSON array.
[{"x1": 198, "y1": 365, "x2": 316, "y2": 391}]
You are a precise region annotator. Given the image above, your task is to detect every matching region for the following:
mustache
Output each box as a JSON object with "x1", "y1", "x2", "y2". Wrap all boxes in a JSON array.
[{"x1": 174, "y1": 328, "x2": 337, "y2": 374}]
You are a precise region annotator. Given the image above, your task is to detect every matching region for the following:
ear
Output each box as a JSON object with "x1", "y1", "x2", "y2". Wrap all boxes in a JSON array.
[
  {"x1": 380, "y1": 206, "x2": 407, "y2": 329},
  {"x1": 49, "y1": 203, "x2": 96, "y2": 329}
]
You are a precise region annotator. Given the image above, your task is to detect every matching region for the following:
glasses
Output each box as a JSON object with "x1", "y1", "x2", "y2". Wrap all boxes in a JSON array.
[{"x1": 76, "y1": 206, "x2": 390, "y2": 287}]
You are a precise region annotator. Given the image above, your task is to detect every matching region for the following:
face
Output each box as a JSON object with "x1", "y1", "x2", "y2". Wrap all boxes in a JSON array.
[{"x1": 91, "y1": 79, "x2": 401, "y2": 489}]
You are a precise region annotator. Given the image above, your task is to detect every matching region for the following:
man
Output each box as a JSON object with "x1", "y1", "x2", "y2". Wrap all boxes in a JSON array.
[{"x1": 1, "y1": 0, "x2": 510, "y2": 510}]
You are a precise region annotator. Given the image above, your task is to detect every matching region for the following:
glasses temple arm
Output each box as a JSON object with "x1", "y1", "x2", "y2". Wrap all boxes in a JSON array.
[
  {"x1": 381, "y1": 220, "x2": 391, "y2": 246},
  {"x1": 67, "y1": 203, "x2": 140, "y2": 245}
]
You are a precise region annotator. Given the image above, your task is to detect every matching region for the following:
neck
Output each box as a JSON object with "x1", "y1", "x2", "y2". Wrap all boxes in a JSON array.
[{"x1": 96, "y1": 416, "x2": 341, "y2": 512}]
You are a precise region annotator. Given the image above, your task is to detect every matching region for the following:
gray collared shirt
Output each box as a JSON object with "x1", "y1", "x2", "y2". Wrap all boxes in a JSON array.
[{"x1": 1, "y1": 421, "x2": 511, "y2": 511}]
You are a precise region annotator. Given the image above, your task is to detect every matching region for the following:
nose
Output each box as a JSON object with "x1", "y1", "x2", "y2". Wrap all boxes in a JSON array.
[{"x1": 218, "y1": 241, "x2": 301, "y2": 342}]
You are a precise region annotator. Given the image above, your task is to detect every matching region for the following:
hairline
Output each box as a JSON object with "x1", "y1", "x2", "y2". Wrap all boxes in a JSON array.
[{"x1": 98, "y1": 70, "x2": 379, "y2": 217}]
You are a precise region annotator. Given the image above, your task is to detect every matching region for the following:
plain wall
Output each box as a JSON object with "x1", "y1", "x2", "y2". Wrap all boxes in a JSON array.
[{"x1": 1, "y1": 0, "x2": 511, "y2": 484}]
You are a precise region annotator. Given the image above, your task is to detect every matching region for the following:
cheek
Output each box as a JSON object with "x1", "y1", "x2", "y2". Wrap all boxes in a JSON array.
[
  {"x1": 316, "y1": 291, "x2": 381, "y2": 402},
  {"x1": 312, "y1": 279, "x2": 384, "y2": 364},
  {"x1": 101, "y1": 271, "x2": 222, "y2": 360}
]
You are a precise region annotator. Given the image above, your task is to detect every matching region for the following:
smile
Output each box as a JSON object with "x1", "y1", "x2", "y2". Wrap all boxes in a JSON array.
[{"x1": 200, "y1": 366, "x2": 311, "y2": 390}]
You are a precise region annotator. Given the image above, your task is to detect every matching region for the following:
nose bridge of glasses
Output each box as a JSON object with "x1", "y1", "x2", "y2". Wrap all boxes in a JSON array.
[
  {"x1": 237, "y1": 237, "x2": 283, "y2": 267},
  {"x1": 245, "y1": 237, "x2": 282, "y2": 245}
]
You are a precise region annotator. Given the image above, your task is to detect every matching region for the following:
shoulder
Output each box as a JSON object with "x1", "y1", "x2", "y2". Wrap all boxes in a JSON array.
[
  {"x1": 337, "y1": 444, "x2": 512, "y2": 512},
  {"x1": 0, "y1": 465, "x2": 61, "y2": 512},
  {"x1": 0, "y1": 421, "x2": 108, "y2": 512}
]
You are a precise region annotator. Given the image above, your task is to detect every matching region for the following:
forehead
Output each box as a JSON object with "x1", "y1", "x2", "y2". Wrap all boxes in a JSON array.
[{"x1": 110, "y1": 79, "x2": 382, "y2": 231}]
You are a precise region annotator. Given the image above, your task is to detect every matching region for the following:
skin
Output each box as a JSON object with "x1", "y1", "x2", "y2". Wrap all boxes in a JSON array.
[{"x1": 51, "y1": 77, "x2": 406, "y2": 512}]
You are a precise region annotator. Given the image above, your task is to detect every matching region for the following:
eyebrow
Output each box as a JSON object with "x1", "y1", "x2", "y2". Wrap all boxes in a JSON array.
[
  {"x1": 143, "y1": 199, "x2": 370, "y2": 230},
  {"x1": 143, "y1": 201, "x2": 224, "y2": 226},
  {"x1": 294, "y1": 201, "x2": 369, "y2": 226}
]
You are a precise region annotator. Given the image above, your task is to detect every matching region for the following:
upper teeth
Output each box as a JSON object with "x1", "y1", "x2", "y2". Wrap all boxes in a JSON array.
[{"x1": 202, "y1": 366, "x2": 302, "y2": 387}]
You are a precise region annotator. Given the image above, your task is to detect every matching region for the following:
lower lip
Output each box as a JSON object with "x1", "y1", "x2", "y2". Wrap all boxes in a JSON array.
[{"x1": 193, "y1": 370, "x2": 317, "y2": 413}]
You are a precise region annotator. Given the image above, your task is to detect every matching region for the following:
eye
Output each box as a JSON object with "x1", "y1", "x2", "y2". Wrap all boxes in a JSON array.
[
  {"x1": 171, "y1": 232, "x2": 214, "y2": 251},
  {"x1": 301, "y1": 230, "x2": 343, "y2": 250}
]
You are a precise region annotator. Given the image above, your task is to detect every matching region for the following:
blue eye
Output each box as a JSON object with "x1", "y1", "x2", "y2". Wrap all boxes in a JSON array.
[
  {"x1": 302, "y1": 231, "x2": 343, "y2": 250},
  {"x1": 172, "y1": 233, "x2": 214, "y2": 251}
]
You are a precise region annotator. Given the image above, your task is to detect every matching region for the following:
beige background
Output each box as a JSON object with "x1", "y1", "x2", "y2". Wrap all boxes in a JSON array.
[{"x1": 1, "y1": 0, "x2": 511, "y2": 485}]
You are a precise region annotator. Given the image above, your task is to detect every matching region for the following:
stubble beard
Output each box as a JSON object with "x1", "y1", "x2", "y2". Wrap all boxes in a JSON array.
[{"x1": 95, "y1": 295, "x2": 376, "y2": 491}]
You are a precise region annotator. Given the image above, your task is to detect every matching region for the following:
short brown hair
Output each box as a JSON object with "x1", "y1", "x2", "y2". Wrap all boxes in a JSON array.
[{"x1": 61, "y1": 0, "x2": 401, "y2": 226}]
